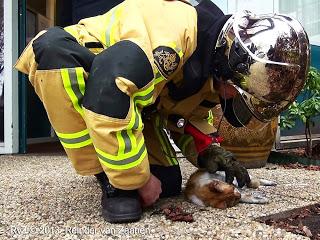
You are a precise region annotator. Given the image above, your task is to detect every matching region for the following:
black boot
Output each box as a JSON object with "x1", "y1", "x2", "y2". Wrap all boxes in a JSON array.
[{"x1": 95, "y1": 172, "x2": 142, "y2": 223}]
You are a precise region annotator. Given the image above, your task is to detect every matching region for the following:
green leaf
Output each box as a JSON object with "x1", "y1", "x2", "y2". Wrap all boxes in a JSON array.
[{"x1": 280, "y1": 67, "x2": 320, "y2": 131}]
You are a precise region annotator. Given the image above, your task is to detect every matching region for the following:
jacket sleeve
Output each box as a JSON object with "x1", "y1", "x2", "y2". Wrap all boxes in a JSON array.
[{"x1": 171, "y1": 131, "x2": 199, "y2": 167}]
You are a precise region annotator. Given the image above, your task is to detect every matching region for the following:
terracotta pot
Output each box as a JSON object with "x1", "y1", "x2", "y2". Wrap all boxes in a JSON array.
[{"x1": 213, "y1": 106, "x2": 278, "y2": 168}]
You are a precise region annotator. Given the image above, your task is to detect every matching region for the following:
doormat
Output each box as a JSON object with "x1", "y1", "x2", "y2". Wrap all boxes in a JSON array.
[{"x1": 256, "y1": 203, "x2": 320, "y2": 239}]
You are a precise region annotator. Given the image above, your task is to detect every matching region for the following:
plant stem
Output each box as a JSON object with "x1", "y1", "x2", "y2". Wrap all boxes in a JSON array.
[
  {"x1": 305, "y1": 123, "x2": 309, "y2": 157},
  {"x1": 307, "y1": 119, "x2": 313, "y2": 156},
  {"x1": 305, "y1": 119, "x2": 313, "y2": 157}
]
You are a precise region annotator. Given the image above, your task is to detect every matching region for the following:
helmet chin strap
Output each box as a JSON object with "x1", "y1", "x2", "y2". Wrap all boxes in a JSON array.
[
  {"x1": 213, "y1": 74, "x2": 247, "y2": 130},
  {"x1": 212, "y1": 37, "x2": 251, "y2": 130},
  {"x1": 213, "y1": 74, "x2": 227, "y2": 133},
  {"x1": 212, "y1": 37, "x2": 253, "y2": 86}
]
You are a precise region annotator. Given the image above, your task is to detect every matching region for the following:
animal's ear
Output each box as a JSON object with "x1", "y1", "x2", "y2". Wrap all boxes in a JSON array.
[{"x1": 208, "y1": 180, "x2": 224, "y2": 193}]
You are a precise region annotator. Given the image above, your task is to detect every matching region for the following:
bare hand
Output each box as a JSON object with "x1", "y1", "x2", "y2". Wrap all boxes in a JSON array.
[{"x1": 138, "y1": 174, "x2": 162, "y2": 207}]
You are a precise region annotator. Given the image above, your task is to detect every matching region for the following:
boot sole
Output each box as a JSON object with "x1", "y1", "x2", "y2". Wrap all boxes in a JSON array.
[{"x1": 102, "y1": 209, "x2": 142, "y2": 223}]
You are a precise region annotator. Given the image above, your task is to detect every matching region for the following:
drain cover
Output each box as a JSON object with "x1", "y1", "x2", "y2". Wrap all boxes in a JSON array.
[{"x1": 256, "y1": 203, "x2": 320, "y2": 239}]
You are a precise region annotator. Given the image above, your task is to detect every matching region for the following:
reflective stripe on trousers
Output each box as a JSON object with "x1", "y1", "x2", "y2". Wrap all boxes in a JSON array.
[
  {"x1": 59, "y1": 67, "x2": 92, "y2": 149},
  {"x1": 56, "y1": 129, "x2": 93, "y2": 149},
  {"x1": 96, "y1": 137, "x2": 147, "y2": 170},
  {"x1": 153, "y1": 114, "x2": 178, "y2": 166},
  {"x1": 107, "y1": 82, "x2": 154, "y2": 169}
]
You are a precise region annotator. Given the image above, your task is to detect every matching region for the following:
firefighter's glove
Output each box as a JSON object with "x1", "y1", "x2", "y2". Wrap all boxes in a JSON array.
[{"x1": 197, "y1": 144, "x2": 251, "y2": 188}]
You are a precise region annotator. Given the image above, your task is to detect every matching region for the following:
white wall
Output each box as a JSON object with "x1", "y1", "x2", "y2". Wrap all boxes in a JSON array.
[
  {"x1": 218, "y1": 0, "x2": 320, "y2": 46},
  {"x1": 227, "y1": 0, "x2": 275, "y2": 14},
  {"x1": 212, "y1": 0, "x2": 228, "y2": 13},
  {"x1": 0, "y1": 0, "x2": 19, "y2": 154}
]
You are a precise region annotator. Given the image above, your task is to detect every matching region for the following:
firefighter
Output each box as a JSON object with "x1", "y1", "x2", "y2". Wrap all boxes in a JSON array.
[{"x1": 15, "y1": 0, "x2": 310, "y2": 223}]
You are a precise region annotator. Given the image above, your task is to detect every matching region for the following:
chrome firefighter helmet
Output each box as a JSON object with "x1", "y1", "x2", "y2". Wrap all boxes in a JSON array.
[{"x1": 214, "y1": 11, "x2": 310, "y2": 129}]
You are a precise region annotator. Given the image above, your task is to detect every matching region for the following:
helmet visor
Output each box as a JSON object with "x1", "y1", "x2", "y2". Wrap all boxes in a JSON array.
[
  {"x1": 233, "y1": 81, "x2": 295, "y2": 122},
  {"x1": 231, "y1": 91, "x2": 270, "y2": 131}
]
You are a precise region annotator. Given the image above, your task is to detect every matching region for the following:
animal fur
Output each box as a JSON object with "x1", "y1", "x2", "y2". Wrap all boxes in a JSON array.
[{"x1": 184, "y1": 170, "x2": 276, "y2": 209}]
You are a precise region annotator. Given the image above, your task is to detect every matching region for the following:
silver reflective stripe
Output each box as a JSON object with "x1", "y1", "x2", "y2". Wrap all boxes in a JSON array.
[
  {"x1": 154, "y1": 115, "x2": 178, "y2": 165},
  {"x1": 132, "y1": 108, "x2": 140, "y2": 130},
  {"x1": 134, "y1": 90, "x2": 154, "y2": 102},
  {"x1": 159, "y1": 124, "x2": 178, "y2": 165},
  {"x1": 98, "y1": 144, "x2": 146, "y2": 165},
  {"x1": 121, "y1": 130, "x2": 131, "y2": 153},
  {"x1": 59, "y1": 133, "x2": 91, "y2": 144},
  {"x1": 131, "y1": 90, "x2": 154, "y2": 130},
  {"x1": 155, "y1": 71, "x2": 162, "y2": 79},
  {"x1": 68, "y1": 69, "x2": 84, "y2": 103},
  {"x1": 105, "y1": 8, "x2": 117, "y2": 47}
]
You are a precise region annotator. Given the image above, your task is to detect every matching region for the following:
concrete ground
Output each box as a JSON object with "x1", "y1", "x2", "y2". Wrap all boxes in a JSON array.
[{"x1": 0, "y1": 152, "x2": 319, "y2": 240}]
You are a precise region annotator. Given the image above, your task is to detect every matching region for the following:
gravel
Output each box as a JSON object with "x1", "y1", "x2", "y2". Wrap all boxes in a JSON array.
[{"x1": 0, "y1": 153, "x2": 318, "y2": 240}]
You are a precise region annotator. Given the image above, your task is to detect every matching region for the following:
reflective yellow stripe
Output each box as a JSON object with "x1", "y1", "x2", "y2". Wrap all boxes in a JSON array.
[
  {"x1": 127, "y1": 106, "x2": 142, "y2": 131},
  {"x1": 177, "y1": 135, "x2": 188, "y2": 148},
  {"x1": 168, "y1": 42, "x2": 184, "y2": 58},
  {"x1": 104, "y1": 5, "x2": 123, "y2": 47},
  {"x1": 127, "y1": 83, "x2": 155, "y2": 130},
  {"x1": 181, "y1": 136, "x2": 193, "y2": 154},
  {"x1": 117, "y1": 83, "x2": 154, "y2": 155},
  {"x1": 154, "y1": 117, "x2": 173, "y2": 165},
  {"x1": 115, "y1": 83, "x2": 154, "y2": 162},
  {"x1": 154, "y1": 70, "x2": 166, "y2": 85},
  {"x1": 133, "y1": 84, "x2": 154, "y2": 106},
  {"x1": 56, "y1": 129, "x2": 89, "y2": 138},
  {"x1": 207, "y1": 110, "x2": 214, "y2": 126},
  {"x1": 104, "y1": 7, "x2": 116, "y2": 47},
  {"x1": 76, "y1": 68, "x2": 86, "y2": 95},
  {"x1": 154, "y1": 115, "x2": 178, "y2": 165},
  {"x1": 116, "y1": 131, "x2": 126, "y2": 155},
  {"x1": 56, "y1": 129, "x2": 93, "y2": 149},
  {"x1": 155, "y1": 128, "x2": 175, "y2": 165},
  {"x1": 132, "y1": 85, "x2": 154, "y2": 129},
  {"x1": 61, "y1": 68, "x2": 84, "y2": 117},
  {"x1": 127, "y1": 108, "x2": 137, "y2": 130},
  {"x1": 127, "y1": 129, "x2": 137, "y2": 149},
  {"x1": 110, "y1": 5, "x2": 123, "y2": 46},
  {"x1": 60, "y1": 138, "x2": 93, "y2": 149},
  {"x1": 102, "y1": 12, "x2": 111, "y2": 45},
  {"x1": 96, "y1": 138, "x2": 147, "y2": 170},
  {"x1": 177, "y1": 135, "x2": 193, "y2": 154},
  {"x1": 116, "y1": 130, "x2": 132, "y2": 155},
  {"x1": 134, "y1": 93, "x2": 154, "y2": 107}
]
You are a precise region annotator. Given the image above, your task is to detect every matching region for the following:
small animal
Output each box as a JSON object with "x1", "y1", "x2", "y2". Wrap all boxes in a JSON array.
[{"x1": 184, "y1": 170, "x2": 276, "y2": 209}]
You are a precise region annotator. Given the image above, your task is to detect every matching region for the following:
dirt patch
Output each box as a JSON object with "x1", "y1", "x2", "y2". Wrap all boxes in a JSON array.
[
  {"x1": 281, "y1": 145, "x2": 320, "y2": 160},
  {"x1": 257, "y1": 203, "x2": 320, "y2": 239},
  {"x1": 313, "y1": 143, "x2": 320, "y2": 159},
  {"x1": 151, "y1": 204, "x2": 194, "y2": 222},
  {"x1": 281, "y1": 163, "x2": 320, "y2": 171}
]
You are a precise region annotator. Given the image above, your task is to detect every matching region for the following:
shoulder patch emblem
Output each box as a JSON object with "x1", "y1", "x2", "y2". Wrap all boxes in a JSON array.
[{"x1": 153, "y1": 46, "x2": 180, "y2": 78}]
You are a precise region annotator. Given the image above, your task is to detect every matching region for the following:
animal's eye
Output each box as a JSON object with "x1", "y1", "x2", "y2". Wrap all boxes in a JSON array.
[{"x1": 212, "y1": 187, "x2": 221, "y2": 193}]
